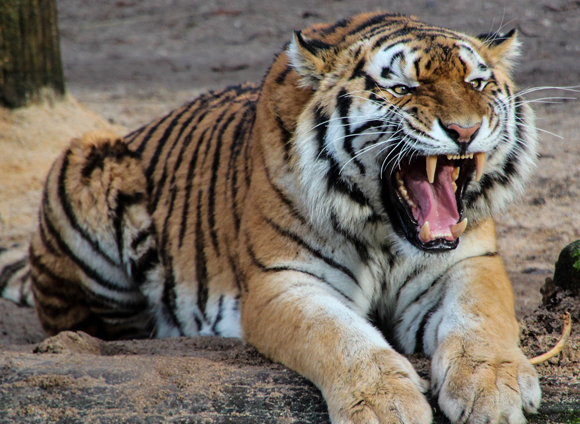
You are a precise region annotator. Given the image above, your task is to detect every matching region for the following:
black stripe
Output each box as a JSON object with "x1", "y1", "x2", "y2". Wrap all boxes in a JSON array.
[
  {"x1": 415, "y1": 295, "x2": 444, "y2": 354},
  {"x1": 380, "y1": 67, "x2": 392, "y2": 79},
  {"x1": 58, "y1": 151, "x2": 118, "y2": 266},
  {"x1": 150, "y1": 101, "x2": 211, "y2": 210},
  {"x1": 154, "y1": 119, "x2": 205, "y2": 214},
  {"x1": 389, "y1": 51, "x2": 404, "y2": 68},
  {"x1": 318, "y1": 16, "x2": 352, "y2": 36},
  {"x1": 160, "y1": 261, "x2": 183, "y2": 335},
  {"x1": 326, "y1": 157, "x2": 370, "y2": 207},
  {"x1": 228, "y1": 105, "x2": 256, "y2": 233},
  {"x1": 458, "y1": 57, "x2": 468, "y2": 76},
  {"x1": 80, "y1": 282, "x2": 147, "y2": 310},
  {"x1": 350, "y1": 58, "x2": 366, "y2": 80},
  {"x1": 275, "y1": 114, "x2": 293, "y2": 162},
  {"x1": 80, "y1": 137, "x2": 136, "y2": 181},
  {"x1": 413, "y1": 58, "x2": 421, "y2": 79},
  {"x1": 395, "y1": 264, "x2": 428, "y2": 302},
  {"x1": 202, "y1": 107, "x2": 233, "y2": 163},
  {"x1": 372, "y1": 27, "x2": 462, "y2": 51},
  {"x1": 275, "y1": 66, "x2": 291, "y2": 85},
  {"x1": 242, "y1": 106, "x2": 256, "y2": 189},
  {"x1": 160, "y1": 184, "x2": 178, "y2": 262},
  {"x1": 352, "y1": 120, "x2": 386, "y2": 136},
  {"x1": 208, "y1": 112, "x2": 239, "y2": 256},
  {"x1": 131, "y1": 224, "x2": 154, "y2": 250},
  {"x1": 43, "y1": 187, "x2": 136, "y2": 294},
  {"x1": 0, "y1": 259, "x2": 27, "y2": 292},
  {"x1": 195, "y1": 189, "x2": 209, "y2": 320},
  {"x1": 29, "y1": 251, "x2": 77, "y2": 297},
  {"x1": 178, "y1": 128, "x2": 208, "y2": 248},
  {"x1": 133, "y1": 113, "x2": 175, "y2": 157},
  {"x1": 381, "y1": 241, "x2": 397, "y2": 270},
  {"x1": 337, "y1": 89, "x2": 366, "y2": 175},
  {"x1": 144, "y1": 104, "x2": 198, "y2": 181},
  {"x1": 345, "y1": 13, "x2": 394, "y2": 37},
  {"x1": 38, "y1": 208, "x2": 63, "y2": 257},
  {"x1": 112, "y1": 192, "x2": 145, "y2": 264},
  {"x1": 228, "y1": 253, "x2": 245, "y2": 293},
  {"x1": 264, "y1": 217, "x2": 359, "y2": 286},
  {"x1": 313, "y1": 105, "x2": 330, "y2": 160},
  {"x1": 245, "y1": 241, "x2": 354, "y2": 303},
  {"x1": 264, "y1": 165, "x2": 308, "y2": 226},
  {"x1": 131, "y1": 247, "x2": 160, "y2": 286},
  {"x1": 124, "y1": 125, "x2": 146, "y2": 146},
  {"x1": 330, "y1": 212, "x2": 369, "y2": 263},
  {"x1": 211, "y1": 295, "x2": 224, "y2": 335},
  {"x1": 17, "y1": 270, "x2": 31, "y2": 305}
]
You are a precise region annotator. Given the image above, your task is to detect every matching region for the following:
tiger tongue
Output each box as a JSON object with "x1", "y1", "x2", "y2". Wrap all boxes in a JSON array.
[{"x1": 403, "y1": 159, "x2": 459, "y2": 241}]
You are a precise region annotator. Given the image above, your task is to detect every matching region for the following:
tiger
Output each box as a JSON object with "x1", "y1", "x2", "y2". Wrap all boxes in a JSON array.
[{"x1": 0, "y1": 11, "x2": 542, "y2": 424}]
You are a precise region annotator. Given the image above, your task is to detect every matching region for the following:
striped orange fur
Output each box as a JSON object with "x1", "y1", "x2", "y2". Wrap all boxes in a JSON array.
[{"x1": 1, "y1": 12, "x2": 542, "y2": 424}]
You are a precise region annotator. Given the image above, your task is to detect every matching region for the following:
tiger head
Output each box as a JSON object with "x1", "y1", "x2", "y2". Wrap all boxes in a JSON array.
[{"x1": 263, "y1": 12, "x2": 537, "y2": 253}]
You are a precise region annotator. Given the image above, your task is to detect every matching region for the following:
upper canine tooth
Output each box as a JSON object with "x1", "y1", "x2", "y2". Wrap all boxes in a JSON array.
[
  {"x1": 419, "y1": 221, "x2": 431, "y2": 242},
  {"x1": 451, "y1": 218, "x2": 468, "y2": 239},
  {"x1": 426, "y1": 156, "x2": 437, "y2": 184},
  {"x1": 474, "y1": 152, "x2": 486, "y2": 182}
]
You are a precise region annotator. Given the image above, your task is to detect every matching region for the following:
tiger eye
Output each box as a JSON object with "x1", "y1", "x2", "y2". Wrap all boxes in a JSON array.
[
  {"x1": 470, "y1": 79, "x2": 485, "y2": 90},
  {"x1": 392, "y1": 85, "x2": 411, "y2": 95}
]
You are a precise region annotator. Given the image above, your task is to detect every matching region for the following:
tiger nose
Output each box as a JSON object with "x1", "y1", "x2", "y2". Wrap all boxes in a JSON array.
[{"x1": 444, "y1": 122, "x2": 481, "y2": 144}]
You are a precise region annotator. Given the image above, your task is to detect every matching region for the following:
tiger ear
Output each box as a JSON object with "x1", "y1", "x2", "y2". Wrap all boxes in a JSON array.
[
  {"x1": 287, "y1": 31, "x2": 333, "y2": 88},
  {"x1": 477, "y1": 29, "x2": 520, "y2": 71}
]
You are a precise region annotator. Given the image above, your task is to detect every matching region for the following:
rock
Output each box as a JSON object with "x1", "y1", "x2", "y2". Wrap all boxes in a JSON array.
[
  {"x1": 33, "y1": 331, "x2": 103, "y2": 355},
  {"x1": 552, "y1": 240, "x2": 580, "y2": 297}
]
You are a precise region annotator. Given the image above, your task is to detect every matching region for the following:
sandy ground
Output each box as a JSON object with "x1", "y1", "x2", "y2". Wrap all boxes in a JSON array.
[{"x1": 1, "y1": 0, "x2": 580, "y2": 422}]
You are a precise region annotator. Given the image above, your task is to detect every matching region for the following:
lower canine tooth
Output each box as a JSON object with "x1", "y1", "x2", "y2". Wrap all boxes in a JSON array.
[
  {"x1": 419, "y1": 221, "x2": 430, "y2": 242},
  {"x1": 451, "y1": 218, "x2": 468, "y2": 239},
  {"x1": 452, "y1": 166, "x2": 460, "y2": 181},
  {"x1": 475, "y1": 152, "x2": 485, "y2": 182}
]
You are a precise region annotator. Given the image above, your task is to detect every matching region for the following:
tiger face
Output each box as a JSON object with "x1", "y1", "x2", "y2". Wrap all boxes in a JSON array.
[{"x1": 288, "y1": 15, "x2": 536, "y2": 253}]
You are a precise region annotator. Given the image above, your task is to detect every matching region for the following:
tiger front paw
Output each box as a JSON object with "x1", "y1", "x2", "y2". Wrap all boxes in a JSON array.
[
  {"x1": 432, "y1": 340, "x2": 541, "y2": 424},
  {"x1": 326, "y1": 350, "x2": 433, "y2": 424}
]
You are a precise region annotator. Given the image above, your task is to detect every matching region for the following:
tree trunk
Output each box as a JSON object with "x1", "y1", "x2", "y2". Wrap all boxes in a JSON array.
[{"x1": 0, "y1": 0, "x2": 65, "y2": 109}]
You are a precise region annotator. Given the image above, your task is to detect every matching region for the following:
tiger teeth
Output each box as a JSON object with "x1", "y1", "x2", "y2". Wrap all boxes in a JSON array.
[
  {"x1": 396, "y1": 172, "x2": 416, "y2": 209},
  {"x1": 426, "y1": 156, "x2": 437, "y2": 184},
  {"x1": 446, "y1": 154, "x2": 474, "y2": 160},
  {"x1": 451, "y1": 218, "x2": 468, "y2": 239},
  {"x1": 452, "y1": 181, "x2": 457, "y2": 193},
  {"x1": 452, "y1": 166, "x2": 460, "y2": 181},
  {"x1": 419, "y1": 221, "x2": 430, "y2": 242},
  {"x1": 474, "y1": 152, "x2": 485, "y2": 182}
]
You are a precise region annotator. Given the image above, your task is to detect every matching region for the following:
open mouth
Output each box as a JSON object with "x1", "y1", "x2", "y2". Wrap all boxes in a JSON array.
[{"x1": 386, "y1": 152, "x2": 485, "y2": 252}]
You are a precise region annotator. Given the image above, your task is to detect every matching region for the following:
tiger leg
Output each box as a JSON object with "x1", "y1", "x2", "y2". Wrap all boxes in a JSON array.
[
  {"x1": 30, "y1": 131, "x2": 161, "y2": 340},
  {"x1": 428, "y1": 254, "x2": 541, "y2": 423},
  {"x1": 242, "y1": 272, "x2": 433, "y2": 424}
]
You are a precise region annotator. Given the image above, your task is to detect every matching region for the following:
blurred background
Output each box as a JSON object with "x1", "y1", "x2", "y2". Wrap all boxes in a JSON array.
[{"x1": 55, "y1": 0, "x2": 580, "y2": 129}]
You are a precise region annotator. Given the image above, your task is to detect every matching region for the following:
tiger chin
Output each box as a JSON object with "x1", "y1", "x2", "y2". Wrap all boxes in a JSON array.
[{"x1": 0, "y1": 11, "x2": 542, "y2": 424}]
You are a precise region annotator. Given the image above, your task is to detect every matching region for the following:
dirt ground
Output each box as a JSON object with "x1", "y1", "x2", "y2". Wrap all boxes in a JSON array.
[{"x1": 1, "y1": 0, "x2": 580, "y2": 422}]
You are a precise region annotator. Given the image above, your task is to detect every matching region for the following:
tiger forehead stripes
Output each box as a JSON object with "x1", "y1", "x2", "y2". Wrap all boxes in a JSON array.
[{"x1": 3, "y1": 11, "x2": 541, "y2": 424}]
